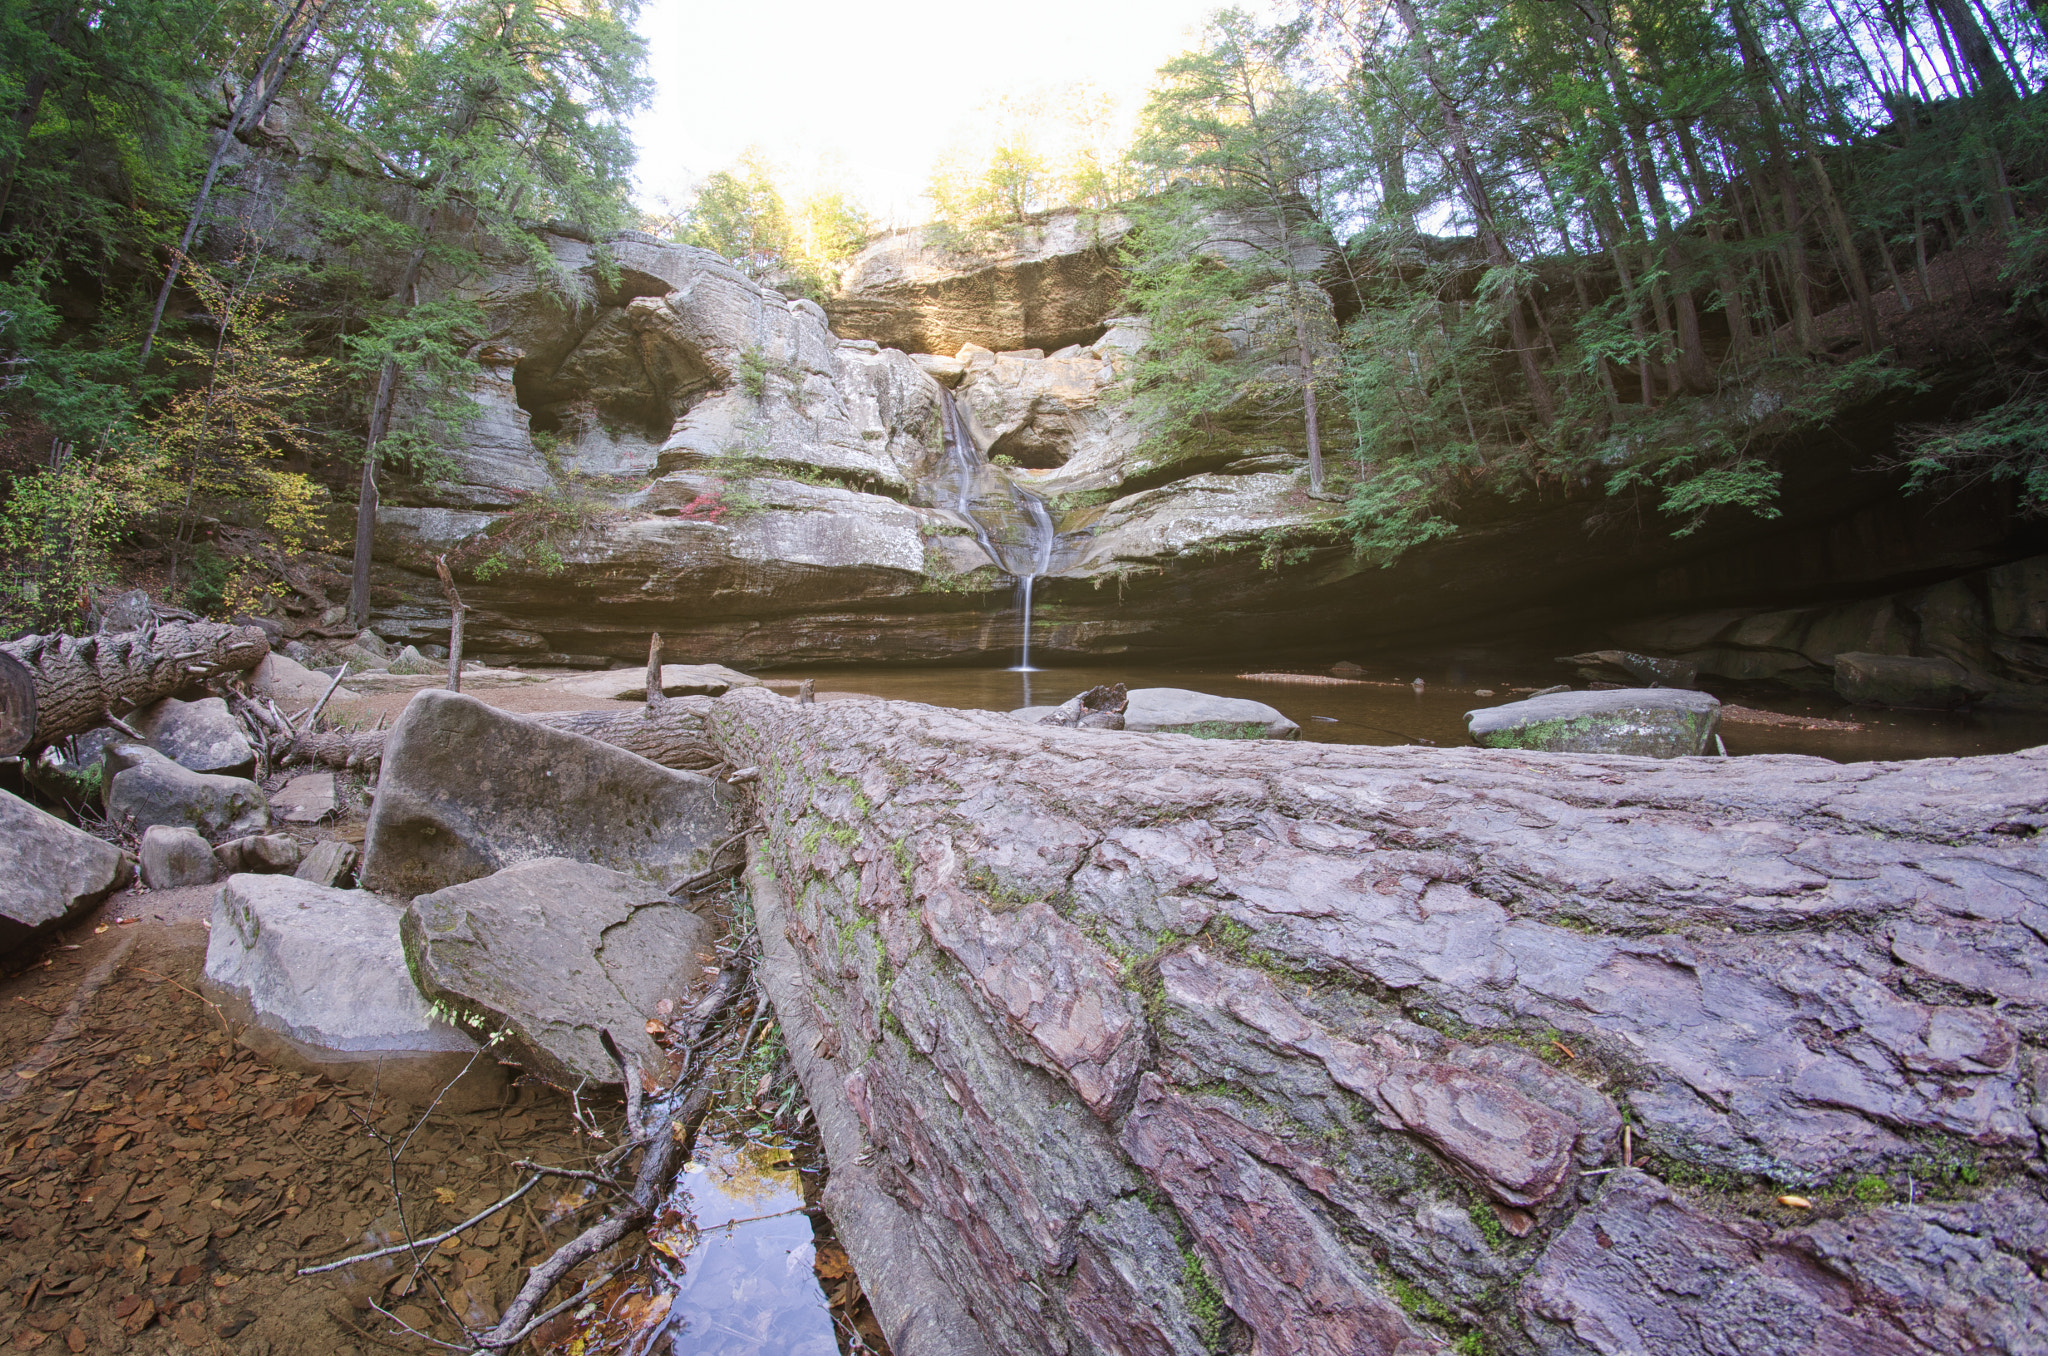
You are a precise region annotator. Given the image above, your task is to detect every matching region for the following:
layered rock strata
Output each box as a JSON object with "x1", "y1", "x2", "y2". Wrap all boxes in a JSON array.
[{"x1": 711, "y1": 686, "x2": 2048, "y2": 1356}]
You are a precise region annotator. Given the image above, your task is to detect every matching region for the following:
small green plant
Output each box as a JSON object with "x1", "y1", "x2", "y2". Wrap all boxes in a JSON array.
[
  {"x1": 1181, "y1": 1248, "x2": 1227, "y2": 1351},
  {"x1": 1851, "y1": 1174, "x2": 1893, "y2": 1203},
  {"x1": 1452, "y1": 1333, "x2": 1487, "y2": 1356},
  {"x1": 990, "y1": 453, "x2": 1018, "y2": 467},
  {"x1": 1470, "y1": 1204, "x2": 1509, "y2": 1249}
]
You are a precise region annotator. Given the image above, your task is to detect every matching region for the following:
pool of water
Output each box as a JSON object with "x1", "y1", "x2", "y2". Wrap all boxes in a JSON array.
[{"x1": 759, "y1": 657, "x2": 2048, "y2": 763}]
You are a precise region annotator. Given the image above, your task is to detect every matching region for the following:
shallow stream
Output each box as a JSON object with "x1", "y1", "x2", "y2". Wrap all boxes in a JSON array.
[{"x1": 758, "y1": 656, "x2": 2048, "y2": 763}]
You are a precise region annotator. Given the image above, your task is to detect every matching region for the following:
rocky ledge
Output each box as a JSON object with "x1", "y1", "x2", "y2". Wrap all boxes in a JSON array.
[{"x1": 711, "y1": 685, "x2": 2048, "y2": 1356}]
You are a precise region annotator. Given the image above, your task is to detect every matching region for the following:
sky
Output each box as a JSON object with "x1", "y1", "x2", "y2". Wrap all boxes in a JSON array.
[{"x1": 628, "y1": 0, "x2": 1231, "y2": 228}]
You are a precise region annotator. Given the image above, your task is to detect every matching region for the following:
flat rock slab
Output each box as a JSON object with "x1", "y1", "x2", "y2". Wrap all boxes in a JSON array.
[
  {"x1": 202, "y1": 874, "x2": 500, "y2": 1108},
  {"x1": 1835, "y1": 651, "x2": 1991, "y2": 709},
  {"x1": 103, "y1": 744, "x2": 269, "y2": 838},
  {"x1": 129, "y1": 695, "x2": 255, "y2": 778},
  {"x1": 360, "y1": 689, "x2": 736, "y2": 897},
  {"x1": 402, "y1": 857, "x2": 716, "y2": 1085},
  {"x1": 1014, "y1": 688, "x2": 1298, "y2": 739},
  {"x1": 1466, "y1": 687, "x2": 1720, "y2": 757},
  {"x1": 272, "y1": 772, "x2": 337, "y2": 824},
  {"x1": 248, "y1": 651, "x2": 336, "y2": 705},
  {"x1": 0, "y1": 788, "x2": 124, "y2": 951},
  {"x1": 549, "y1": 663, "x2": 764, "y2": 702}
]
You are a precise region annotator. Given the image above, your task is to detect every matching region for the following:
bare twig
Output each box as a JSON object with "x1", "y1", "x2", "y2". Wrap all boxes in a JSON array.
[
  {"x1": 298, "y1": 1175, "x2": 544, "y2": 1275},
  {"x1": 303, "y1": 662, "x2": 349, "y2": 731},
  {"x1": 435, "y1": 556, "x2": 465, "y2": 695},
  {"x1": 104, "y1": 710, "x2": 144, "y2": 740}
]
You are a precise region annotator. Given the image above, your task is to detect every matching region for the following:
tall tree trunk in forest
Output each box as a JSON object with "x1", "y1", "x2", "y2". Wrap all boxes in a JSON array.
[
  {"x1": 1927, "y1": 0, "x2": 2018, "y2": 99},
  {"x1": 1390, "y1": 0, "x2": 1555, "y2": 427},
  {"x1": 138, "y1": 0, "x2": 325, "y2": 371},
  {"x1": 1673, "y1": 123, "x2": 1755, "y2": 362},
  {"x1": 0, "y1": 4, "x2": 75, "y2": 224},
  {"x1": 1293, "y1": 295, "x2": 1325, "y2": 494},
  {"x1": 347, "y1": 241, "x2": 430, "y2": 630}
]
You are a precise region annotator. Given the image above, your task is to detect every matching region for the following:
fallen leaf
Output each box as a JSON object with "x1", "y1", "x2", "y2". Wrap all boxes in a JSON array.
[
  {"x1": 12, "y1": 1329, "x2": 49, "y2": 1350},
  {"x1": 814, "y1": 1244, "x2": 854, "y2": 1280},
  {"x1": 63, "y1": 1328, "x2": 86, "y2": 1354},
  {"x1": 173, "y1": 1264, "x2": 204, "y2": 1286},
  {"x1": 645, "y1": 1020, "x2": 668, "y2": 1037},
  {"x1": 1777, "y1": 1195, "x2": 1813, "y2": 1209},
  {"x1": 433, "y1": 1188, "x2": 457, "y2": 1206},
  {"x1": 92, "y1": 926, "x2": 108, "y2": 936}
]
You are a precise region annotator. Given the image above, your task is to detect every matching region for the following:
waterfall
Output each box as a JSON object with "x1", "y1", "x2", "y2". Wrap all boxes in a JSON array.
[{"x1": 935, "y1": 389, "x2": 1058, "y2": 671}]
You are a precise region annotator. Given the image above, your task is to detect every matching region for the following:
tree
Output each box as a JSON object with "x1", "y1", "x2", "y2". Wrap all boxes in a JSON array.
[{"x1": 1127, "y1": 13, "x2": 1343, "y2": 492}]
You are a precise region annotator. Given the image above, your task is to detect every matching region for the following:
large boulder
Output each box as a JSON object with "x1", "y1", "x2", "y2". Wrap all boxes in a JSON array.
[
  {"x1": 249, "y1": 650, "x2": 337, "y2": 705},
  {"x1": 103, "y1": 743, "x2": 269, "y2": 838},
  {"x1": 202, "y1": 874, "x2": 500, "y2": 1107},
  {"x1": 138, "y1": 825, "x2": 219, "y2": 889},
  {"x1": 0, "y1": 788, "x2": 125, "y2": 950},
  {"x1": 1467, "y1": 688, "x2": 1721, "y2": 758},
  {"x1": 359, "y1": 689, "x2": 736, "y2": 896},
  {"x1": 127, "y1": 695, "x2": 256, "y2": 777},
  {"x1": 549, "y1": 663, "x2": 764, "y2": 702},
  {"x1": 401, "y1": 858, "x2": 716, "y2": 1086},
  {"x1": 1128, "y1": 688, "x2": 1298, "y2": 740},
  {"x1": 1835, "y1": 651, "x2": 1992, "y2": 709}
]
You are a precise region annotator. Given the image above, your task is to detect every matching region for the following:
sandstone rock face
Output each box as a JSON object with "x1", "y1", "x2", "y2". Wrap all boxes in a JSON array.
[
  {"x1": 1467, "y1": 689, "x2": 1722, "y2": 757},
  {"x1": 359, "y1": 690, "x2": 735, "y2": 897},
  {"x1": 401, "y1": 857, "x2": 716, "y2": 1086},
  {"x1": 711, "y1": 687, "x2": 2047, "y2": 1356},
  {"x1": 103, "y1": 743, "x2": 269, "y2": 838},
  {"x1": 138, "y1": 825, "x2": 219, "y2": 889},
  {"x1": 827, "y1": 211, "x2": 1131, "y2": 356},
  {"x1": 128, "y1": 695, "x2": 255, "y2": 778},
  {"x1": 0, "y1": 788, "x2": 124, "y2": 950},
  {"x1": 1835, "y1": 651, "x2": 1992, "y2": 709}
]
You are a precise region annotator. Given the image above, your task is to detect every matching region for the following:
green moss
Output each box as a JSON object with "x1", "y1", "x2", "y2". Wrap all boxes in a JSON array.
[
  {"x1": 1383, "y1": 1273, "x2": 1453, "y2": 1323},
  {"x1": 1162, "y1": 720, "x2": 1268, "y2": 740},
  {"x1": 1470, "y1": 1204, "x2": 1509, "y2": 1249},
  {"x1": 1181, "y1": 1248, "x2": 1227, "y2": 1352},
  {"x1": 1851, "y1": 1174, "x2": 1893, "y2": 1203}
]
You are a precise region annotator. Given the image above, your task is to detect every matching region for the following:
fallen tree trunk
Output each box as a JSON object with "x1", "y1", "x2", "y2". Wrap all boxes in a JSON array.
[
  {"x1": 707, "y1": 686, "x2": 2048, "y2": 1356},
  {"x1": 274, "y1": 696, "x2": 720, "y2": 775},
  {"x1": 2, "y1": 622, "x2": 270, "y2": 750}
]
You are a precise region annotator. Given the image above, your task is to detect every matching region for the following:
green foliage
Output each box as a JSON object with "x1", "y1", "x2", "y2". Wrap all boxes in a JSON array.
[
  {"x1": 1893, "y1": 373, "x2": 2048, "y2": 512},
  {"x1": 0, "y1": 457, "x2": 148, "y2": 633},
  {"x1": 1851, "y1": 1174, "x2": 1894, "y2": 1203},
  {"x1": 667, "y1": 147, "x2": 871, "y2": 297},
  {"x1": 1470, "y1": 1204, "x2": 1510, "y2": 1249}
]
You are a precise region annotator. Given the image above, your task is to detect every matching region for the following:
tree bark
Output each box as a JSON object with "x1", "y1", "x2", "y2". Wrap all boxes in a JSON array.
[
  {"x1": 276, "y1": 699, "x2": 724, "y2": 776},
  {"x1": 1, "y1": 622, "x2": 270, "y2": 750},
  {"x1": 347, "y1": 241, "x2": 432, "y2": 630}
]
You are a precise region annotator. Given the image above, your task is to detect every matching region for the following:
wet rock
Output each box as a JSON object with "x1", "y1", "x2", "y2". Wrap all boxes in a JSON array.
[
  {"x1": 139, "y1": 825, "x2": 220, "y2": 888},
  {"x1": 707, "y1": 688, "x2": 2048, "y2": 1356},
  {"x1": 127, "y1": 695, "x2": 255, "y2": 777},
  {"x1": 271, "y1": 771, "x2": 337, "y2": 824},
  {"x1": 1558, "y1": 649, "x2": 1699, "y2": 689},
  {"x1": 1835, "y1": 651, "x2": 1991, "y2": 709},
  {"x1": 401, "y1": 857, "x2": 715, "y2": 1086},
  {"x1": 0, "y1": 788, "x2": 124, "y2": 951},
  {"x1": 202, "y1": 874, "x2": 500, "y2": 1108},
  {"x1": 1125, "y1": 687, "x2": 1298, "y2": 739},
  {"x1": 550, "y1": 663, "x2": 762, "y2": 701},
  {"x1": 359, "y1": 690, "x2": 735, "y2": 896},
  {"x1": 103, "y1": 743, "x2": 269, "y2": 838},
  {"x1": 1466, "y1": 688, "x2": 1720, "y2": 757},
  {"x1": 214, "y1": 833, "x2": 303, "y2": 874},
  {"x1": 294, "y1": 839, "x2": 359, "y2": 888}
]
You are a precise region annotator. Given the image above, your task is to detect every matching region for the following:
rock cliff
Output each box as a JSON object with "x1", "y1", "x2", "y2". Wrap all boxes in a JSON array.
[
  {"x1": 352, "y1": 211, "x2": 2047, "y2": 678},
  {"x1": 713, "y1": 685, "x2": 2048, "y2": 1356}
]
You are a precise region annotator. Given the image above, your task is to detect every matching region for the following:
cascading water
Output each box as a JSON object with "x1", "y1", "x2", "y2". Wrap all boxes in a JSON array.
[{"x1": 935, "y1": 389, "x2": 1059, "y2": 674}]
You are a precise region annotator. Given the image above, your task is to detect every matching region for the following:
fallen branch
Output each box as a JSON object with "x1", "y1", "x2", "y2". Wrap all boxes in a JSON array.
[
  {"x1": 276, "y1": 698, "x2": 723, "y2": 776},
  {"x1": 298, "y1": 1175, "x2": 544, "y2": 1276}
]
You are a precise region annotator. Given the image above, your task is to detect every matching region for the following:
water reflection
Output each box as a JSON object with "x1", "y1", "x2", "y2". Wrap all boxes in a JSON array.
[
  {"x1": 648, "y1": 1135, "x2": 837, "y2": 1356},
  {"x1": 761, "y1": 658, "x2": 2048, "y2": 764}
]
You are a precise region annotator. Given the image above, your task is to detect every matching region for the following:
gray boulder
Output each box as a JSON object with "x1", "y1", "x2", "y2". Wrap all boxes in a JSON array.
[
  {"x1": 0, "y1": 788, "x2": 125, "y2": 951},
  {"x1": 295, "y1": 839, "x2": 359, "y2": 888},
  {"x1": 249, "y1": 651, "x2": 335, "y2": 704},
  {"x1": 360, "y1": 689, "x2": 735, "y2": 897},
  {"x1": 386, "y1": 644, "x2": 439, "y2": 675},
  {"x1": 1467, "y1": 688, "x2": 1721, "y2": 757},
  {"x1": 139, "y1": 825, "x2": 219, "y2": 889},
  {"x1": 1128, "y1": 688, "x2": 1297, "y2": 739},
  {"x1": 128, "y1": 695, "x2": 256, "y2": 777},
  {"x1": 402, "y1": 858, "x2": 716, "y2": 1086},
  {"x1": 214, "y1": 833, "x2": 303, "y2": 874},
  {"x1": 203, "y1": 874, "x2": 499, "y2": 1107},
  {"x1": 103, "y1": 743, "x2": 269, "y2": 838},
  {"x1": 1834, "y1": 651, "x2": 1991, "y2": 709},
  {"x1": 1036, "y1": 683, "x2": 1127, "y2": 730}
]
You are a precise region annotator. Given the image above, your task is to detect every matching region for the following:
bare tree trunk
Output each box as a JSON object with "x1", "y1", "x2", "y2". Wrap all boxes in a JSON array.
[
  {"x1": 347, "y1": 241, "x2": 431, "y2": 630},
  {"x1": 0, "y1": 4, "x2": 75, "y2": 224},
  {"x1": 435, "y1": 555, "x2": 464, "y2": 693},
  {"x1": 277, "y1": 699, "x2": 725, "y2": 776},
  {"x1": 1293, "y1": 296, "x2": 1325, "y2": 493}
]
